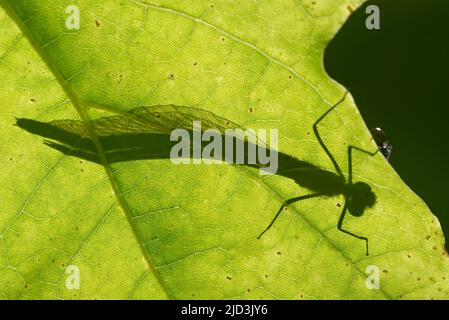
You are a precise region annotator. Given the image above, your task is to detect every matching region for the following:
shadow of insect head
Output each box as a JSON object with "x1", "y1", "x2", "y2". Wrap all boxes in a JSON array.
[{"x1": 16, "y1": 94, "x2": 379, "y2": 255}]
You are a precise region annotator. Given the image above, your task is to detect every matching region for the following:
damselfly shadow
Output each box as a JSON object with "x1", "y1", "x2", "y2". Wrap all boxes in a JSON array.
[{"x1": 16, "y1": 92, "x2": 380, "y2": 255}]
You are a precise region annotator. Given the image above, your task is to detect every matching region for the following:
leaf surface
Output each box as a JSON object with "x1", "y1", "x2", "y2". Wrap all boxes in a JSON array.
[{"x1": 0, "y1": 0, "x2": 448, "y2": 299}]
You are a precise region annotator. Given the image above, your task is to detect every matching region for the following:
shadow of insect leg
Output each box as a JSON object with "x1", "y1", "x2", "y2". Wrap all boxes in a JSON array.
[
  {"x1": 257, "y1": 193, "x2": 322, "y2": 239},
  {"x1": 312, "y1": 92, "x2": 348, "y2": 178},
  {"x1": 338, "y1": 202, "x2": 369, "y2": 256},
  {"x1": 348, "y1": 145, "x2": 379, "y2": 184}
]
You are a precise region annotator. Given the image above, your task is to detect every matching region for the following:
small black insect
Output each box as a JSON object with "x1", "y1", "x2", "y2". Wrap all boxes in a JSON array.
[{"x1": 370, "y1": 127, "x2": 392, "y2": 160}]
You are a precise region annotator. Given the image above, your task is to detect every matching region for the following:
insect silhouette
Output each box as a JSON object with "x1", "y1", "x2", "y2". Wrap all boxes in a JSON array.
[
  {"x1": 370, "y1": 127, "x2": 392, "y2": 160},
  {"x1": 16, "y1": 92, "x2": 379, "y2": 255},
  {"x1": 256, "y1": 92, "x2": 379, "y2": 256}
]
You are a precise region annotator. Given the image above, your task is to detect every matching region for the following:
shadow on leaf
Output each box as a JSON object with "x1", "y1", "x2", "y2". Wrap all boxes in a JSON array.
[{"x1": 16, "y1": 102, "x2": 377, "y2": 255}]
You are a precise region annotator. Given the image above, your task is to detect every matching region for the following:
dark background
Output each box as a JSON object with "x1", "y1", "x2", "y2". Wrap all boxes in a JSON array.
[{"x1": 325, "y1": 0, "x2": 449, "y2": 243}]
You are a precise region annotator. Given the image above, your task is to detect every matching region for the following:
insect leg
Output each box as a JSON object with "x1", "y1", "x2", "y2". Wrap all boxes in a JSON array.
[
  {"x1": 348, "y1": 145, "x2": 378, "y2": 184},
  {"x1": 312, "y1": 92, "x2": 348, "y2": 178},
  {"x1": 257, "y1": 193, "x2": 322, "y2": 239},
  {"x1": 337, "y1": 202, "x2": 369, "y2": 256}
]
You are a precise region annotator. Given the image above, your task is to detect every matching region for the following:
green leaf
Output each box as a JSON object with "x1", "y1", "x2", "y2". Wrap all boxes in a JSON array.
[{"x1": 1, "y1": 0, "x2": 448, "y2": 299}]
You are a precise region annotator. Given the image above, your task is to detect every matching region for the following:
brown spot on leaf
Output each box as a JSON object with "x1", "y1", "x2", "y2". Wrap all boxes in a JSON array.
[{"x1": 442, "y1": 247, "x2": 449, "y2": 258}]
